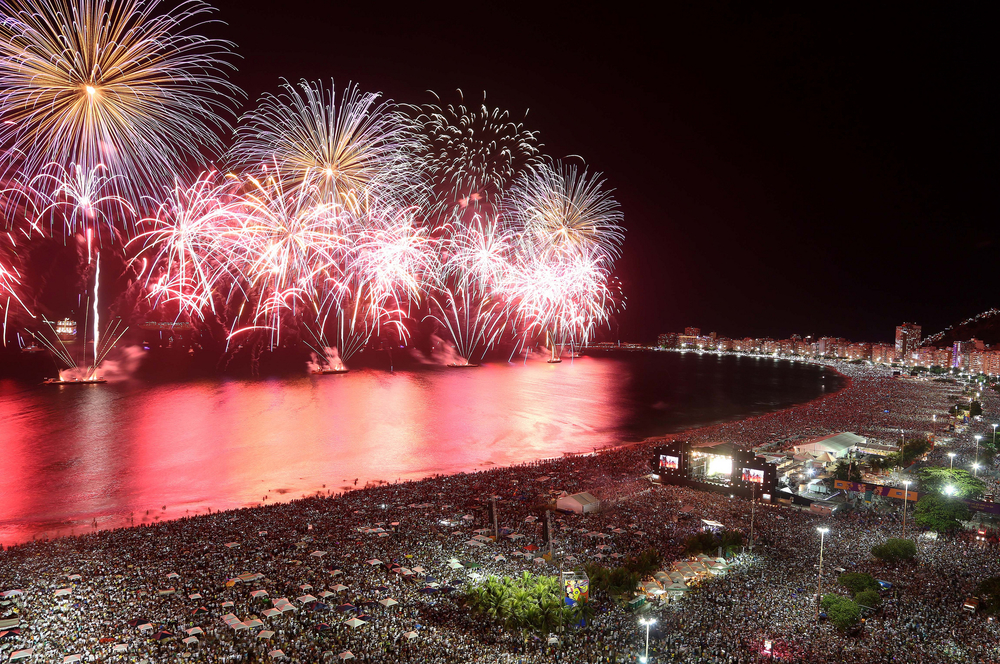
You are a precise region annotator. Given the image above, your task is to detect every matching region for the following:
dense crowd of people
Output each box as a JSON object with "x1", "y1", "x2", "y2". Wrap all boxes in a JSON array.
[{"x1": 2, "y1": 362, "x2": 998, "y2": 663}]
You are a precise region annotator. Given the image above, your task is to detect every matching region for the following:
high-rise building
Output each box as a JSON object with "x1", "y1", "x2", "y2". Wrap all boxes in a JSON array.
[
  {"x1": 895, "y1": 323, "x2": 921, "y2": 358},
  {"x1": 684, "y1": 327, "x2": 701, "y2": 337}
]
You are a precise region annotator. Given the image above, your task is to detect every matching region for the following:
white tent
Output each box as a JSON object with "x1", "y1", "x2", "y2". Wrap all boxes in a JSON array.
[
  {"x1": 257, "y1": 630, "x2": 275, "y2": 640},
  {"x1": 793, "y1": 432, "x2": 864, "y2": 459},
  {"x1": 556, "y1": 493, "x2": 600, "y2": 514},
  {"x1": 182, "y1": 636, "x2": 198, "y2": 645},
  {"x1": 379, "y1": 598, "x2": 398, "y2": 607},
  {"x1": 62, "y1": 656, "x2": 82, "y2": 663},
  {"x1": 186, "y1": 627, "x2": 204, "y2": 636},
  {"x1": 10, "y1": 649, "x2": 33, "y2": 661},
  {"x1": 337, "y1": 652, "x2": 355, "y2": 660},
  {"x1": 403, "y1": 631, "x2": 418, "y2": 640},
  {"x1": 268, "y1": 650, "x2": 285, "y2": 659}
]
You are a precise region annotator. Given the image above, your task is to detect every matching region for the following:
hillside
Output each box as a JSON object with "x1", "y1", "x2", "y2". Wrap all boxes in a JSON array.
[{"x1": 923, "y1": 309, "x2": 1000, "y2": 348}]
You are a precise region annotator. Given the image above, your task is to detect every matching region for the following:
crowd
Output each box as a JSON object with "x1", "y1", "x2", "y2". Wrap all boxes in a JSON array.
[{"x1": 2, "y1": 362, "x2": 999, "y2": 663}]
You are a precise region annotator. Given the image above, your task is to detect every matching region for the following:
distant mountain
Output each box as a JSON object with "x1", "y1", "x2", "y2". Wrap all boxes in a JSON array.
[{"x1": 923, "y1": 309, "x2": 1000, "y2": 348}]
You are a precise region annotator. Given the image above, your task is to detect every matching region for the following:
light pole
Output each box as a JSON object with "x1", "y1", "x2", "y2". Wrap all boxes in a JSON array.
[
  {"x1": 993, "y1": 423, "x2": 998, "y2": 450},
  {"x1": 975, "y1": 435, "x2": 982, "y2": 469},
  {"x1": 901, "y1": 481, "x2": 910, "y2": 538},
  {"x1": 948, "y1": 452, "x2": 956, "y2": 470},
  {"x1": 973, "y1": 463, "x2": 981, "y2": 478},
  {"x1": 815, "y1": 527, "x2": 829, "y2": 622},
  {"x1": 639, "y1": 617, "x2": 656, "y2": 663}
]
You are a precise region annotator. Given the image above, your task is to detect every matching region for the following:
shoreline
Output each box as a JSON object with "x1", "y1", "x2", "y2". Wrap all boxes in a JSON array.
[{"x1": 2, "y1": 353, "x2": 852, "y2": 547}]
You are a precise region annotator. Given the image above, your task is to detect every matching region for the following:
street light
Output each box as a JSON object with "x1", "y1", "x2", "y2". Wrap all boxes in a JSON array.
[
  {"x1": 639, "y1": 617, "x2": 656, "y2": 663},
  {"x1": 948, "y1": 452, "x2": 956, "y2": 470},
  {"x1": 973, "y1": 463, "x2": 981, "y2": 478},
  {"x1": 815, "y1": 527, "x2": 829, "y2": 622},
  {"x1": 944, "y1": 485, "x2": 956, "y2": 497},
  {"x1": 901, "y1": 481, "x2": 911, "y2": 538}
]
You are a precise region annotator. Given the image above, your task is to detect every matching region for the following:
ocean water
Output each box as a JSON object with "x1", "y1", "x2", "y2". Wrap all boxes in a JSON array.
[{"x1": 0, "y1": 351, "x2": 839, "y2": 544}]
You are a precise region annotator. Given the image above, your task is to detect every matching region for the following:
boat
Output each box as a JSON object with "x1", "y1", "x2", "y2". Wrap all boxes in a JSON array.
[
  {"x1": 446, "y1": 363, "x2": 480, "y2": 368},
  {"x1": 311, "y1": 367, "x2": 349, "y2": 375},
  {"x1": 546, "y1": 358, "x2": 563, "y2": 364},
  {"x1": 43, "y1": 376, "x2": 107, "y2": 385}
]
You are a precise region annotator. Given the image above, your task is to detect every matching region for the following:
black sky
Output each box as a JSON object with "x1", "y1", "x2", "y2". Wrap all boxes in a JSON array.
[{"x1": 211, "y1": 1, "x2": 996, "y2": 344}]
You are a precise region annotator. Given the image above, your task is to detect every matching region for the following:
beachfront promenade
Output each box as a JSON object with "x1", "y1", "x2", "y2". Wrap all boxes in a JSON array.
[{"x1": 2, "y1": 362, "x2": 998, "y2": 663}]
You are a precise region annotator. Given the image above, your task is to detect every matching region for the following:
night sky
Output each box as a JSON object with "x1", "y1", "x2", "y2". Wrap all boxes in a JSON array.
[{"x1": 212, "y1": 2, "x2": 996, "y2": 344}]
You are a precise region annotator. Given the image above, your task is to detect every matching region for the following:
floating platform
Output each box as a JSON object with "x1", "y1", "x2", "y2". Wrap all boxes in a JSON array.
[
  {"x1": 446, "y1": 363, "x2": 480, "y2": 368},
  {"x1": 43, "y1": 377, "x2": 107, "y2": 385},
  {"x1": 311, "y1": 368, "x2": 350, "y2": 375},
  {"x1": 546, "y1": 358, "x2": 563, "y2": 364}
]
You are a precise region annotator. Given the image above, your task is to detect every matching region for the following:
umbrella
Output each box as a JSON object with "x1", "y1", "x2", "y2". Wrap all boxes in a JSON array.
[
  {"x1": 188, "y1": 593, "x2": 202, "y2": 600},
  {"x1": 338, "y1": 652, "x2": 355, "y2": 660},
  {"x1": 419, "y1": 587, "x2": 438, "y2": 594},
  {"x1": 257, "y1": 630, "x2": 275, "y2": 640},
  {"x1": 379, "y1": 598, "x2": 398, "y2": 607},
  {"x1": 315, "y1": 622, "x2": 332, "y2": 631},
  {"x1": 152, "y1": 630, "x2": 174, "y2": 641},
  {"x1": 344, "y1": 618, "x2": 366, "y2": 628},
  {"x1": 336, "y1": 603, "x2": 356, "y2": 612}
]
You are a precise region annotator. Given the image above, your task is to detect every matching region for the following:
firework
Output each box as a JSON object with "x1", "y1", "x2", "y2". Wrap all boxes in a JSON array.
[
  {"x1": 408, "y1": 92, "x2": 540, "y2": 210},
  {"x1": 22, "y1": 162, "x2": 134, "y2": 249},
  {"x1": 227, "y1": 172, "x2": 348, "y2": 348},
  {"x1": 425, "y1": 215, "x2": 513, "y2": 364},
  {"x1": 507, "y1": 160, "x2": 624, "y2": 261},
  {"x1": 509, "y1": 246, "x2": 617, "y2": 360},
  {"x1": 130, "y1": 171, "x2": 240, "y2": 319},
  {"x1": 231, "y1": 79, "x2": 416, "y2": 209},
  {"x1": 0, "y1": 0, "x2": 241, "y2": 206}
]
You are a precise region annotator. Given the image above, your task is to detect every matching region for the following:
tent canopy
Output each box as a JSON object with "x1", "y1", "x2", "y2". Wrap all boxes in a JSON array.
[{"x1": 556, "y1": 492, "x2": 600, "y2": 514}]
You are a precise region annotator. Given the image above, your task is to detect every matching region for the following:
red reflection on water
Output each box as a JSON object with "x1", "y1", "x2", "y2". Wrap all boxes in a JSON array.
[{"x1": 0, "y1": 358, "x2": 627, "y2": 545}]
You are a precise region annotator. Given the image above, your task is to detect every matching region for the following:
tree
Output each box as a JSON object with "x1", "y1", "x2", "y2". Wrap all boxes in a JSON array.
[
  {"x1": 913, "y1": 494, "x2": 972, "y2": 533},
  {"x1": 855, "y1": 589, "x2": 882, "y2": 609},
  {"x1": 834, "y1": 460, "x2": 863, "y2": 482},
  {"x1": 899, "y1": 439, "x2": 931, "y2": 466},
  {"x1": 822, "y1": 594, "x2": 862, "y2": 631},
  {"x1": 838, "y1": 572, "x2": 878, "y2": 594},
  {"x1": 978, "y1": 577, "x2": 1000, "y2": 615},
  {"x1": 917, "y1": 467, "x2": 985, "y2": 498},
  {"x1": 971, "y1": 400, "x2": 983, "y2": 417},
  {"x1": 871, "y1": 538, "x2": 917, "y2": 562}
]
